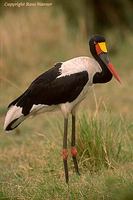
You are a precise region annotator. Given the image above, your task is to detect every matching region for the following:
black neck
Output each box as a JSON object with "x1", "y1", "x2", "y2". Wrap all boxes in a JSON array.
[
  {"x1": 89, "y1": 35, "x2": 112, "y2": 83},
  {"x1": 93, "y1": 55, "x2": 112, "y2": 84}
]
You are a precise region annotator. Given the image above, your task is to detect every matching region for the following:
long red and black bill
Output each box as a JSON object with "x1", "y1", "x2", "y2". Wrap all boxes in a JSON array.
[
  {"x1": 107, "y1": 62, "x2": 121, "y2": 83},
  {"x1": 99, "y1": 53, "x2": 121, "y2": 83}
]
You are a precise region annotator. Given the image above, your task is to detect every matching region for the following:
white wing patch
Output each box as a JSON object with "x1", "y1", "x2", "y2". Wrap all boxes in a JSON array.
[
  {"x1": 4, "y1": 105, "x2": 23, "y2": 130},
  {"x1": 30, "y1": 104, "x2": 45, "y2": 112},
  {"x1": 56, "y1": 56, "x2": 102, "y2": 83},
  {"x1": 30, "y1": 104, "x2": 58, "y2": 116}
]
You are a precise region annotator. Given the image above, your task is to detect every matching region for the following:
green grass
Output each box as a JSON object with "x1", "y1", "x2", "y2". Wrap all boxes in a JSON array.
[
  {"x1": 78, "y1": 113, "x2": 133, "y2": 172},
  {"x1": 0, "y1": 7, "x2": 133, "y2": 200},
  {"x1": 0, "y1": 112, "x2": 132, "y2": 200}
]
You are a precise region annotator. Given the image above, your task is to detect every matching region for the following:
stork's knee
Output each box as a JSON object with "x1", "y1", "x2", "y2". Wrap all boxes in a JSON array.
[
  {"x1": 71, "y1": 147, "x2": 77, "y2": 157},
  {"x1": 62, "y1": 149, "x2": 68, "y2": 160}
]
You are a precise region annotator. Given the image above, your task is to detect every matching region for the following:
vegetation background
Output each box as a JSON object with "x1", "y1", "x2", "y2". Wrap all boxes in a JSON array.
[{"x1": 0, "y1": 0, "x2": 133, "y2": 199}]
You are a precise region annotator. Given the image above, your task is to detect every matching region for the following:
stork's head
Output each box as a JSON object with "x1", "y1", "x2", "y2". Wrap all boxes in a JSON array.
[{"x1": 89, "y1": 35, "x2": 121, "y2": 83}]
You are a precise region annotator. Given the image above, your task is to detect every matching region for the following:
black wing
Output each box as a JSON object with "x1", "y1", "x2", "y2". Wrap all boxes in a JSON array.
[
  {"x1": 8, "y1": 63, "x2": 61, "y2": 108},
  {"x1": 8, "y1": 63, "x2": 89, "y2": 115}
]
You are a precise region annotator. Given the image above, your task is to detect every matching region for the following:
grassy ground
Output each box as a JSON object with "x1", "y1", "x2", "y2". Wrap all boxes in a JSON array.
[{"x1": 0, "y1": 8, "x2": 133, "y2": 200}]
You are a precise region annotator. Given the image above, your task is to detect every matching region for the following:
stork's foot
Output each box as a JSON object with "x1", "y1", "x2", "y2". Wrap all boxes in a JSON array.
[
  {"x1": 62, "y1": 148, "x2": 69, "y2": 183},
  {"x1": 71, "y1": 147, "x2": 80, "y2": 175}
]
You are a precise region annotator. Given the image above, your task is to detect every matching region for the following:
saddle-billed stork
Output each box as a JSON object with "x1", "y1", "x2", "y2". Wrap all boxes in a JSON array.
[{"x1": 4, "y1": 35, "x2": 121, "y2": 183}]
